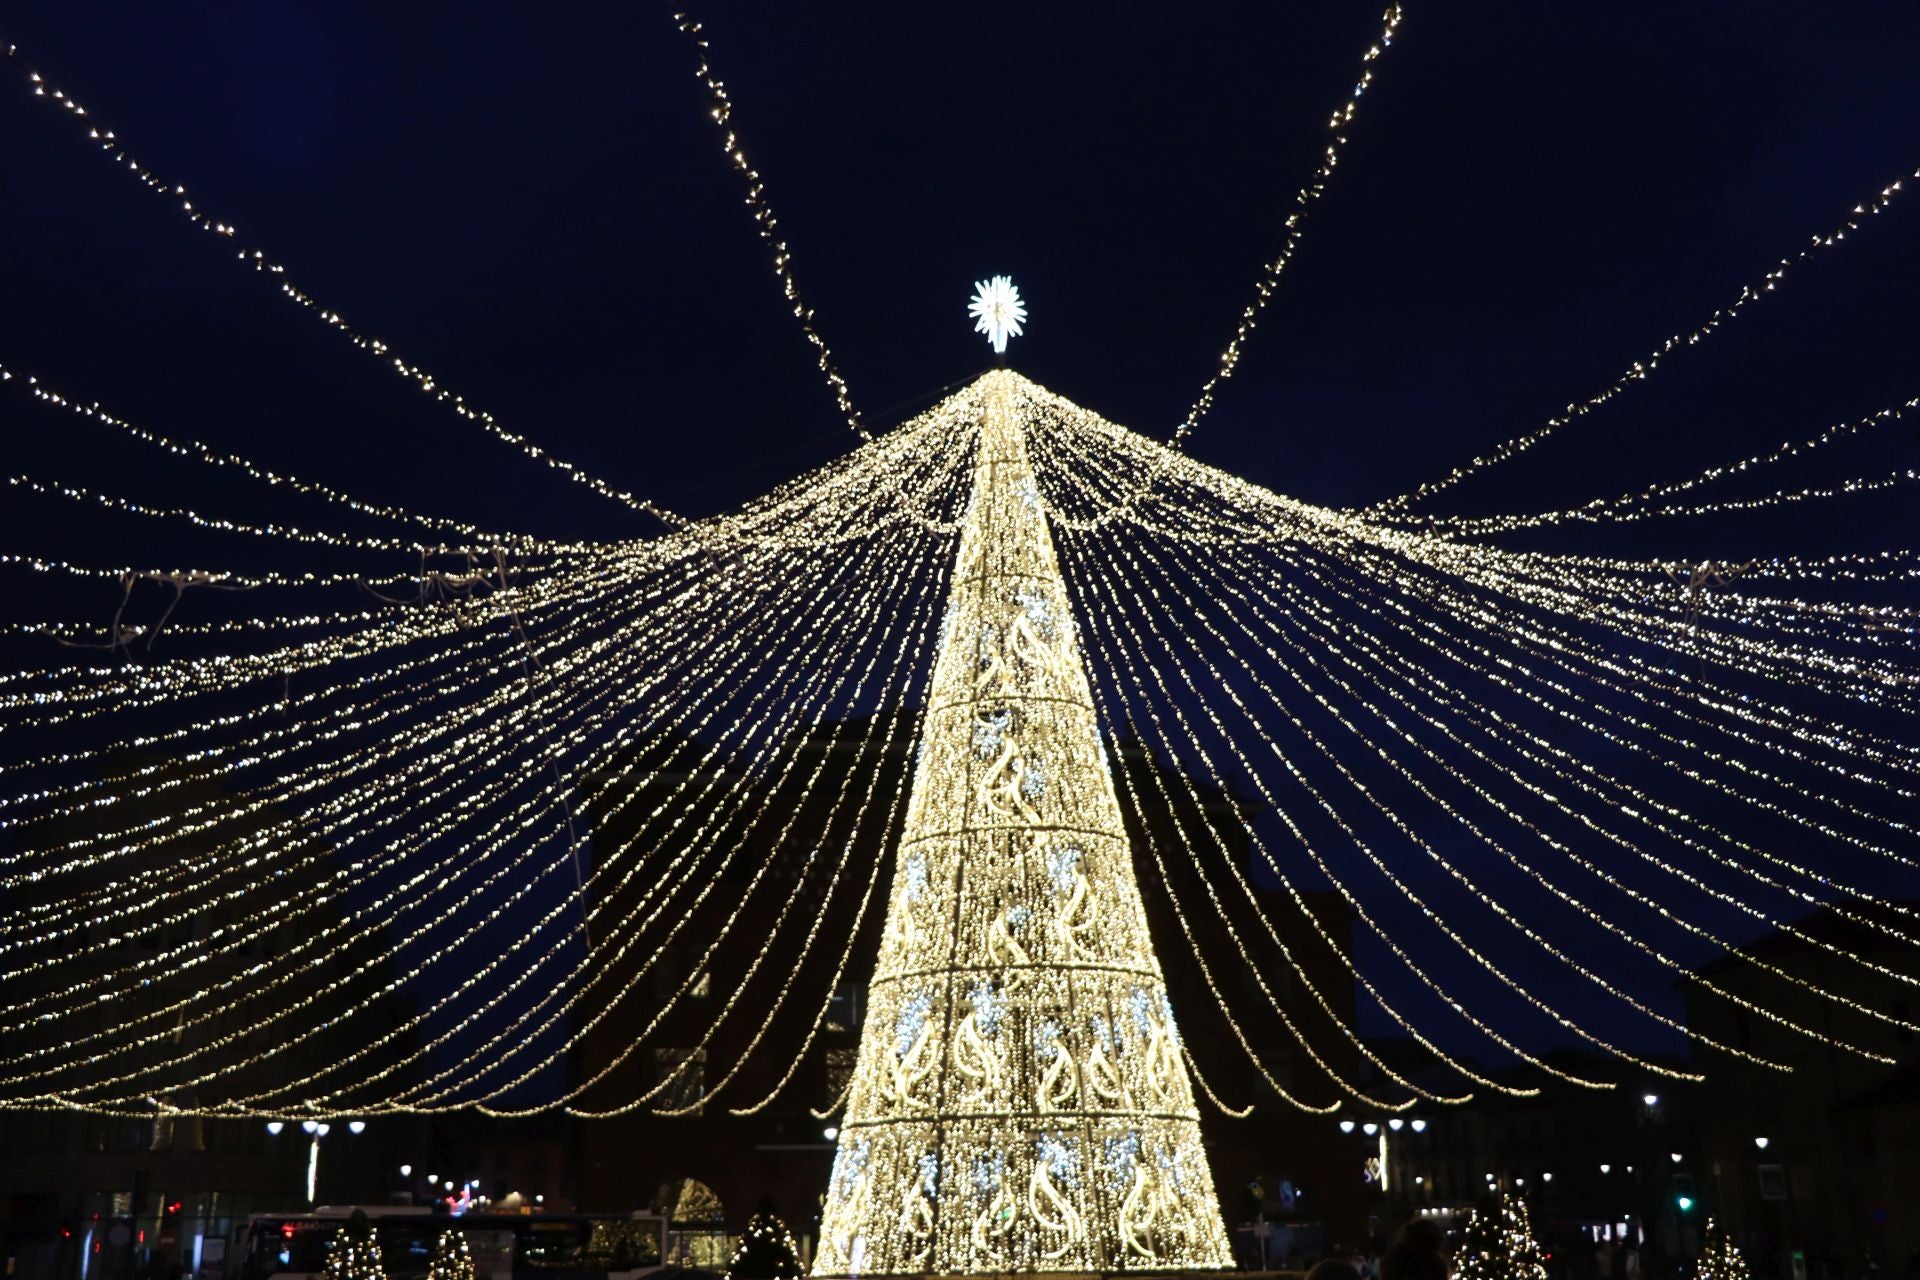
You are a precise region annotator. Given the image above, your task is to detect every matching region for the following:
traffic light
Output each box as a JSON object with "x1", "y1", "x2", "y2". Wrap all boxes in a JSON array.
[{"x1": 1673, "y1": 1173, "x2": 1697, "y2": 1213}]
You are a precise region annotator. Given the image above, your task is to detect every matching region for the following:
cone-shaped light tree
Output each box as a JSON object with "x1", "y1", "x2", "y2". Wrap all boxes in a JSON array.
[
  {"x1": 728, "y1": 1203, "x2": 804, "y2": 1280},
  {"x1": 427, "y1": 1232, "x2": 474, "y2": 1280},
  {"x1": 813, "y1": 372, "x2": 1231, "y2": 1275},
  {"x1": 1453, "y1": 1193, "x2": 1548, "y2": 1280},
  {"x1": 1693, "y1": 1221, "x2": 1750, "y2": 1280},
  {"x1": 323, "y1": 1211, "x2": 388, "y2": 1280}
]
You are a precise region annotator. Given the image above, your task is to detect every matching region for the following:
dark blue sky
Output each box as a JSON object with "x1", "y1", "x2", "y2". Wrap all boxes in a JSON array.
[
  {"x1": 2, "y1": 2, "x2": 1917, "y2": 1077},
  {"x1": 2, "y1": 1, "x2": 1917, "y2": 537}
]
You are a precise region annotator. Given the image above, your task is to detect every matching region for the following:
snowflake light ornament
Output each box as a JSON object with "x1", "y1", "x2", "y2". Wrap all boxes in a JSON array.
[{"x1": 968, "y1": 275, "x2": 1027, "y2": 354}]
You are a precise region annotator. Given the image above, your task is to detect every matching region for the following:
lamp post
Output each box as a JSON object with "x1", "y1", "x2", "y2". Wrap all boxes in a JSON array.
[{"x1": 299, "y1": 1121, "x2": 332, "y2": 1204}]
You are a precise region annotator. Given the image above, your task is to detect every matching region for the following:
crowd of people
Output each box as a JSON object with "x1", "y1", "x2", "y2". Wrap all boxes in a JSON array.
[{"x1": 1308, "y1": 1218, "x2": 1450, "y2": 1280}]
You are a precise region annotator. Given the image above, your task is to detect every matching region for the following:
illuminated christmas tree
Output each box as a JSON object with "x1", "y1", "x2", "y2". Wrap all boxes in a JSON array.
[
  {"x1": 323, "y1": 1211, "x2": 388, "y2": 1280},
  {"x1": 1693, "y1": 1221, "x2": 1749, "y2": 1280},
  {"x1": 812, "y1": 370, "x2": 1231, "y2": 1275},
  {"x1": 727, "y1": 1203, "x2": 803, "y2": 1280},
  {"x1": 1453, "y1": 1194, "x2": 1547, "y2": 1280},
  {"x1": 427, "y1": 1231, "x2": 475, "y2": 1280}
]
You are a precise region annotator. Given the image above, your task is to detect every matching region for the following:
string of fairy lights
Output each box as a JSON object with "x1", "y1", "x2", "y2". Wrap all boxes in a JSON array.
[
  {"x1": 0, "y1": 6, "x2": 1916, "y2": 1172},
  {"x1": 3, "y1": 359, "x2": 1911, "y2": 1120},
  {"x1": 0, "y1": 43, "x2": 684, "y2": 527},
  {"x1": 1177, "y1": 3, "x2": 1405, "y2": 446},
  {"x1": 667, "y1": 11, "x2": 868, "y2": 443},
  {"x1": 1365, "y1": 164, "x2": 1920, "y2": 515},
  {"x1": 1025, "y1": 383, "x2": 1918, "y2": 1068}
]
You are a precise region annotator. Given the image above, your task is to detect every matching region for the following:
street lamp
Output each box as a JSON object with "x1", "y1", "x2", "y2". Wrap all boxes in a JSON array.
[
  {"x1": 1362, "y1": 1123, "x2": 1379, "y2": 1136},
  {"x1": 823, "y1": 1126, "x2": 839, "y2": 1141},
  {"x1": 1410, "y1": 1119, "x2": 1427, "y2": 1133},
  {"x1": 1671, "y1": 1153, "x2": 1683, "y2": 1164},
  {"x1": 400, "y1": 1165, "x2": 413, "y2": 1178},
  {"x1": 1600, "y1": 1164, "x2": 1611, "y2": 1174},
  {"x1": 1388, "y1": 1118, "x2": 1404, "y2": 1132},
  {"x1": 266, "y1": 1121, "x2": 284, "y2": 1136},
  {"x1": 303, "y1": 1128, "x2": 326, "y2": 1204},
  {"x1": 1754, "y1": 1136, "x2": 1770, "y2": 1150},
  {"x1": 348, "y1": 1120, "x2": 366, "y2": 1135},
  {"x1": 1339, "y1": 1120, "x2": 1356, "y2": 1134},
  {"x1": 1643, "y1": 1093, "x2": 1659, "y2": 1107}
]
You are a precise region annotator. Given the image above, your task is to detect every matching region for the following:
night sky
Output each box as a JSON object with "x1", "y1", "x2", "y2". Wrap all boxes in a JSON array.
[{"x1": 3, "y1": 2, "x2": 1918, "y2": 1072}]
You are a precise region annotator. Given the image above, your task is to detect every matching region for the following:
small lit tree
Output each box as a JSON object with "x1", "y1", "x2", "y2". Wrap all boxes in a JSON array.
[
  {"x1": 1453, "y1": 1193, "x2": 1547, "y2": 1280},
  {"x1": 1694, "y1": 1221, "x2": 1750, "y2": 1280},
  {"x1": 727, "y1": 1201, "x2": 803, "y2": 1280},
  {"x1": 428, "y1": 1231, "x2": 475, "y2": 1280},
  {"x1": 324, "y1": 1210, "x2": 388, "y2": 1280}
]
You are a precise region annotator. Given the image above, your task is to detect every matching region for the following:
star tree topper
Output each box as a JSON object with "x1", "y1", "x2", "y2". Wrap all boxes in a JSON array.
[{"x1": 969, "y1": 275, "x2": 1027, "y2": 355}]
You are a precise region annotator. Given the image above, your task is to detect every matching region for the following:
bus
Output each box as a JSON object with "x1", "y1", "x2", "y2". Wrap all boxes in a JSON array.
[{"x1": 239, "y1": 1210, "x2": 670, "y2": 1280}]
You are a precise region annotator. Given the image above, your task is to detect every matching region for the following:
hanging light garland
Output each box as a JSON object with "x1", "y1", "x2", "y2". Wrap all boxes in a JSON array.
[
  {"x1": 1178, "y1": 3, "x2": 1406, "y2": 445},
  {"x1": 0, "y1": 6, "x2": 1914, "y2": 1188},
  {"x1": 667, "y1": 11, "x2": 869, "y2": 442}
]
